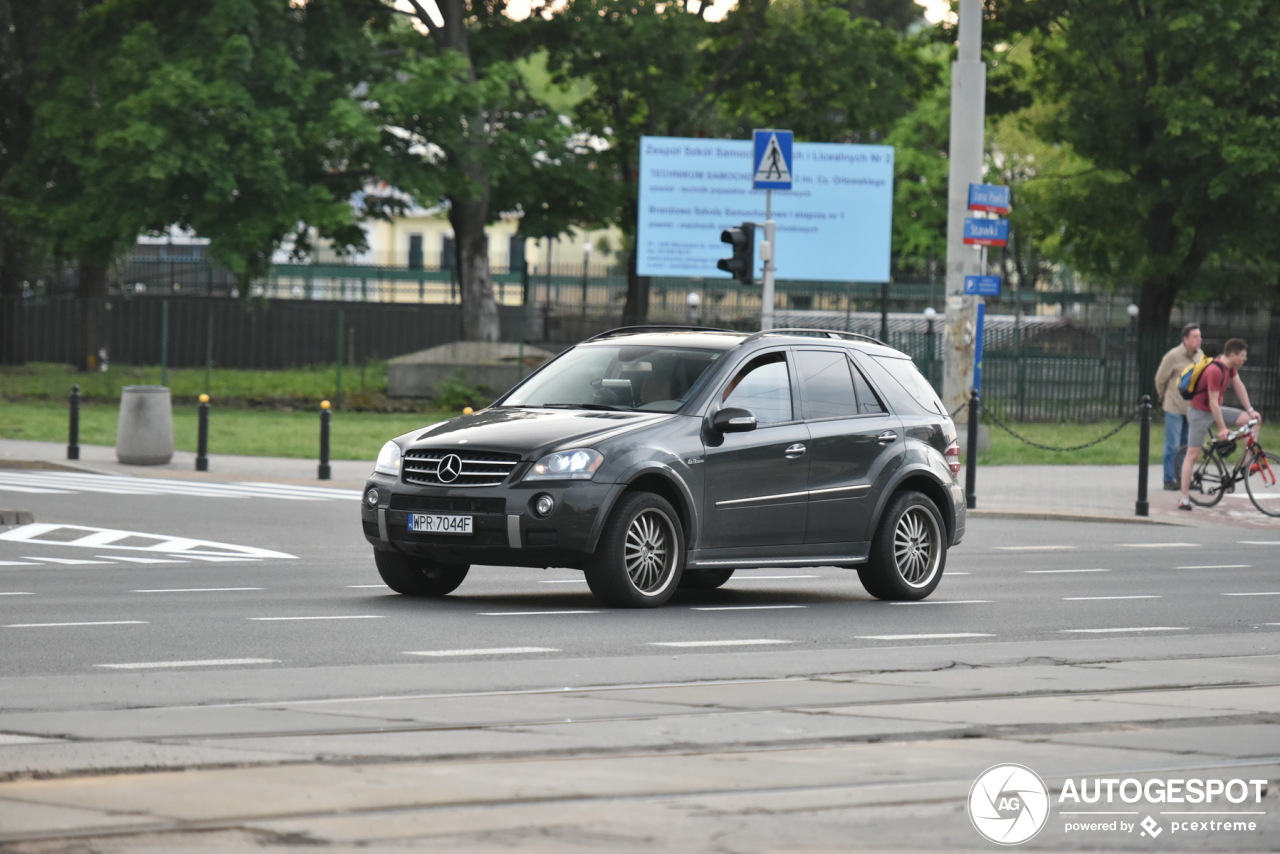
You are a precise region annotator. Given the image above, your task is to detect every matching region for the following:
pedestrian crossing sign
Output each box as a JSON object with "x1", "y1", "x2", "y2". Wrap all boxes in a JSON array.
[{"x1": 753, "y1": 129, "x2": 793, "y2": 190}]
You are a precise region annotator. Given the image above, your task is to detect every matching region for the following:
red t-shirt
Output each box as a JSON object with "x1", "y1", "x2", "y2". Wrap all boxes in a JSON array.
[{"x1": 1190, "y1": 360, "x2": 1236, "y2": 412}]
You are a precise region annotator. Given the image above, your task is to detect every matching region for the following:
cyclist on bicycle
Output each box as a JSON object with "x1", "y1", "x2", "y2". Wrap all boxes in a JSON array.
[{"x1": 1179, "y1": 338, "x2": 1262, "y2": 510}]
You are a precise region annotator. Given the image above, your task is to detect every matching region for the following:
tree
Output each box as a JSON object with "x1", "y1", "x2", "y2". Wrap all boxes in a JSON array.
[{"x1": 996, "y1": 0, "x2": 1280, "y2": 368}]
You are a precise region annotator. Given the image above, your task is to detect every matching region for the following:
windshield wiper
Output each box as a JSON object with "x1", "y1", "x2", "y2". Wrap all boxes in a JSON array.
[{"x1": 537, "y1": 403, "x2": 626, "y2": 411}]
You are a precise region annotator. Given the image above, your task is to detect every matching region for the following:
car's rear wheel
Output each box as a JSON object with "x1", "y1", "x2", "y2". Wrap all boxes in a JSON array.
[
  {"x1": 858, "y1": 490, "x2": 945, "y2": 601},
  {"x1": 679, "y1": 568, "x2": 735, "y2": 590},
  {"x1": 374, "y1": 550, "x2": 469, "y2": 596},
  {"x1": 586, "y1": 492, "x2": 684, "y2": 607}
]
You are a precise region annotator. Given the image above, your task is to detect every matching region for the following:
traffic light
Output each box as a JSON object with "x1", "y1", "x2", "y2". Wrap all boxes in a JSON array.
[{"x1": 717, "y1": 223, "x2": 755, "y2": 285}]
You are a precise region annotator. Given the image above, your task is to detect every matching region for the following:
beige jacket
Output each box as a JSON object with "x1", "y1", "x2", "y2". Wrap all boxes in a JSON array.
[{"x1": 1153, "y1": 343, "x2": 1202, "y2": 415}]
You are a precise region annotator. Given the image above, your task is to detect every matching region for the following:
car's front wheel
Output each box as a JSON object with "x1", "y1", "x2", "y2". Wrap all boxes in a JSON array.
[
  {"x1": 858, "y1": 490, "x2": 945, "y2": 601},
  {"x1": 374, "y1": 550, "x2": 469, "y2": 596},
  {"x1": 586, "y1": 492, "x2": 685, "y2": 607}
]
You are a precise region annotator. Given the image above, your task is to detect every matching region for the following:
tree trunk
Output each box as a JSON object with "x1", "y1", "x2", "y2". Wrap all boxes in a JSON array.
[
  {"x1": 451, "y1": 198, "x2": 499, "y2": 342},
  {"x1": 621, "y1": 248, "x2": 650, "y2": 328},
  {"x1": 75, "y1": 260, "x2": 109, "y2": 371},
  {"x1": 0, "y1": 234, "x2": 28, "y2": 365}
]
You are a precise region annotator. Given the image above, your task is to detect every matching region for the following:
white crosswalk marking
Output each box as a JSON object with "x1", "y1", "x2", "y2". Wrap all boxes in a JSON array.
[
  {"x1": 0, "y1": 471, "x2": 360, "y2": 501},
  {"x1": 0, "y1": 523, "x2": 296, "y2": 560}
]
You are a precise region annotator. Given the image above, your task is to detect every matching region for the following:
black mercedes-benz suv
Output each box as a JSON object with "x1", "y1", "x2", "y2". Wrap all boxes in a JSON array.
[{"x1": 361, "y1": 327, "x2": 965, "y2": 607}]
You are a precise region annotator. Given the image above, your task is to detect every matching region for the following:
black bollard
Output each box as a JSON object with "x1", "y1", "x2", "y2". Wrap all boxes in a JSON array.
[
  {"x1": 67, "y1": 384, "x2": 81, "y2": 460},
  {"x1": 195, "y1": 394, "x2": 210, "y2": 472},
  {"x1": 318, "y1": 400, "x2": 332, "y2": 480},
  {"x1": 1135, "y1": 395, "x2": 1151, "y2": 517},
  {"x1": 965, "y1": 391, "x2": 980, "y2": 510}
]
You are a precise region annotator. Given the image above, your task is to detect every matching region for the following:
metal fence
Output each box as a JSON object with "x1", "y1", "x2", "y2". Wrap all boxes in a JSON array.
[{"x1": 5, "y1": 281, "x2": 1277, "y2": 421}]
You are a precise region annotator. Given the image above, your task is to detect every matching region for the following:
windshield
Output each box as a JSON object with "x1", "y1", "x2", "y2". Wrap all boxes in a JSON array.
[{"x1": 499, "y1": 344, "x2": 725, "y2": 412}]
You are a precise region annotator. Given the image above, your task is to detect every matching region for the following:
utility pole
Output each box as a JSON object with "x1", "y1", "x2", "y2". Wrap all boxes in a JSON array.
[{"x1": 942, "y1": 0, "x2": 986, "y2": 417}]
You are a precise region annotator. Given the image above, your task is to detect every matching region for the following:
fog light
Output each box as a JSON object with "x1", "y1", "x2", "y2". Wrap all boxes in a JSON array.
[
  {"x1": 532, "y1": 493, "x2": 556, "y2": 518},
  {"x1": 365, "y1": 487, "x2": 379, "y2": 507}
]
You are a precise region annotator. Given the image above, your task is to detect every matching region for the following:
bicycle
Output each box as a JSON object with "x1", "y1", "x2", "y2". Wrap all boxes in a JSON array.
[{"x1": 1174, "y1": 419, "x2": 1280, "y2": 516}]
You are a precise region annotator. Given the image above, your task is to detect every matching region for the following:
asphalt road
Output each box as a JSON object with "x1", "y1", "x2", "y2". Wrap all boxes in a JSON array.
[{"x1": 0, "y1": 470, "x2": 1278, "y2": 851}]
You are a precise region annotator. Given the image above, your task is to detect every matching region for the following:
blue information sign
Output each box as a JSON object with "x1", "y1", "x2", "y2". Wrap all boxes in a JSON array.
[
  {"x1": 964, "y1": 275, "x2": 1002, "y2": 296},
  {"x1": 968, "y1": 183, "x2": 1011, "y2": 214},
  {"x1": 963, "y1": 217, "x2": 1009, "y2": 247},
  {"x1": 752, "y1": 129, "x2": 793, "y2": 191}
]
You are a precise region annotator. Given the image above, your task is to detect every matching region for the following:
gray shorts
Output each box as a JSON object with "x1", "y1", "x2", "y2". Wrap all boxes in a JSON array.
[{"x1": 1187, "y1": 405, "x2": 1245, "y2": 447}]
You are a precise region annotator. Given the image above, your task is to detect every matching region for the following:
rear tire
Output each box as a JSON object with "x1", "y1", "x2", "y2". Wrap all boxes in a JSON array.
[
  {"x1": 679, "y1": 568, "x2": 735, "y2": 590},
  {"x1": 586, "y1": 492, "x2": 684, "y2": 608},
  {"x1": 374, "y1": 550, "x2": 469, "y2": 596},
  {"x1": 1174, "y1": 445, "x2": 1227, "y2": 507},
  {"x1": 858, "y1": 490, "x2": 945, "y2": 601}
]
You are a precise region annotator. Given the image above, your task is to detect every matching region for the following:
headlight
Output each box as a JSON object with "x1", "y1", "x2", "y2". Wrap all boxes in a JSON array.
[
  {"x1": 374, "y1": 440, "x2": 402, "y2": 477},
  {"x1": 524, "y1": 448, "x2": 603, "y2": 481}
]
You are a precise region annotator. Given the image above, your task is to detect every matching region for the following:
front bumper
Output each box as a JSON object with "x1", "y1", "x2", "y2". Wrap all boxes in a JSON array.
[{"x1": 360, "y1": 474, "x2": 625, "y2": 568}]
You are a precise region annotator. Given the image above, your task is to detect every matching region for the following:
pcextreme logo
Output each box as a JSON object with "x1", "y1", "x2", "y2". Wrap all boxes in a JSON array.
[
  {"x1": 969, "y1": 764, "x2": 1051, "y2": 845},
  {"x1": 968, "y1": 764, "x2": 1270, "y2": 846}
]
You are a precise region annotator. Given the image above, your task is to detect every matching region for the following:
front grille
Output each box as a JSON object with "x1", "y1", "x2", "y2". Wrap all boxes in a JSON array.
[{"x1": 402, "y1": 450, "x2": 521, "y2": 488}]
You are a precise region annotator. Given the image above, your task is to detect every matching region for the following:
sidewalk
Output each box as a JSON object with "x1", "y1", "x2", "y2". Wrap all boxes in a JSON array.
[{"x1": 0, "y1": 437, "x2": 1266, "y2": 528}]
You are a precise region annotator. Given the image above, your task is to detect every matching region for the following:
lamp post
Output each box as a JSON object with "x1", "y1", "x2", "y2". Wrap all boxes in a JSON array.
[
  {"x1": 686, "y1": 291, "x2": 701, "y2": 325},
  {"x1": 580, "y1": 243, "x2": 591, "y2": 313},
  {"x1": 1121, "y1": 303, "x2": 1139, "y2": 413},
  {"x1": 923, "y1": 306, "x2": 937, "y2": 388}
]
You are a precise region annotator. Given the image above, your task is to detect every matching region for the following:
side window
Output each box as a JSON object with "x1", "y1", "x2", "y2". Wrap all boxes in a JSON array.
[
  {"x1": 851, "y1": 360, "x2": 887, "y2": 415},
  {"x1": 722, "y1": 352, "x2": 792, "y2": 424},
  {"x1": 871, "y1": 354, "x2": 945, "y2": 416},
  {"x1": 797, "y1": 350, "x2": 858, "y2": 420}
]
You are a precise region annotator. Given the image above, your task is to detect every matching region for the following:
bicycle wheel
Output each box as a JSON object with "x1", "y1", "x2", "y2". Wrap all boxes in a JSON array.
[
  {"x1": 1173, "y1": 445, "x2": 1228, "y2": 507},
  {"x1": 1244, "y1": 449, "x2": 1280, "y2": 517}
]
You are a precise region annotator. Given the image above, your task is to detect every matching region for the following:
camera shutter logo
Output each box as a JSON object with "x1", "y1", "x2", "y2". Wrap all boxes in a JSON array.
[{"x1": 969, "y1": 764, "x2": 1051, "y2": 845}]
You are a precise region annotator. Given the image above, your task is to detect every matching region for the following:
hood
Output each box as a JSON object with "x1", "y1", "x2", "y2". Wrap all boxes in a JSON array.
[{"x1": 396, "y1": 407, "x2": 674, "y2": 457}]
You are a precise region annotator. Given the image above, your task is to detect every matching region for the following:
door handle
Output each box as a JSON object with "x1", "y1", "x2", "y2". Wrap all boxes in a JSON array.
[
  {"x1": 877, "y1": 431, "x2": 898, "y2": 445},
  {"x1": 784, "y1": 443, "x2": 807, "y2": 459}
]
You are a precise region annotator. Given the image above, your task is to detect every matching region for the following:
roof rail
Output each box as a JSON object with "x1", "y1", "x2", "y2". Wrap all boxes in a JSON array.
[
  {"x1": 585, "y1": 325, "x2": 736, "y2": 342},
  {"x1": 741, "y1": 328, "x2": 887, "y2": 346}
]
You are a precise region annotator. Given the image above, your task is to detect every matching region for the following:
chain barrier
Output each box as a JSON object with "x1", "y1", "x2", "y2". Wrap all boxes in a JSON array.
[{"x1": 979, "y1": 402, "x2": 1143, "y2": 453}]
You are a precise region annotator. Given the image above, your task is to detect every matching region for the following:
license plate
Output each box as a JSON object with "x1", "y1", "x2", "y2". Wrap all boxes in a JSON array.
[{"x1": 407, "y1": 513, "x2": 473, "y2": 535}]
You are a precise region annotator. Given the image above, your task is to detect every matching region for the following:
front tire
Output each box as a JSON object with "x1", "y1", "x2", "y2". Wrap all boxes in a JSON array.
[
  {"x1": 586, "y1": 492, "x2": 685, "y2": 607},
  {"x1": 1244, "y1": 450, "x2": 1280, "y2": 517},
  {"x1": 859, "y1": 490, "x2": 945, "y2": 601},
  {"x1": 374, "y1": 550, "x2": 469, "y2": 596}
]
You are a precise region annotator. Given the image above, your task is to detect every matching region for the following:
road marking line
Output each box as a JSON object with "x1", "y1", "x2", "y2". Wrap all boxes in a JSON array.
[
  {"x1": 538, "y1": 579, "x2": 588, "y2": 584},
  {"x1": 1175, "y1": 565, "x2": 1251, "y2": 569},
  {"x1": 0, "y1": 524, "x2": 296, "y2": 560},
  {"x1": 0, "y1": 561, "x2": 40, "y2": 566},
  {"x1": 248, "y1": 615, "x2": 385, "y2": 621},
  {"x1": 134, "y1": 587, "x2": 264, "y2": 593},
  {"x1": 1118, "y1": 543, "x2": 1199, "y2": 548},
  {"x1": 650, "y1": 639, "x2": 793, "y2": 648},
  {"x1": 4, "y1": 621, "x2": 148, "y2": 628},
  {"x1": 95, "y1": 658, "x2": 279, "y2": 669},
  {"x1": 994, "y1": 545, "x2": 1076, "y2": 551},
  {"x1": 691, "y1": 605, "x2": 808, "y2": 611},
  {"x1": 479, "y1": 610, "x2": 600, "y2": 616},
  {"x1": 0, "y1": 592, "x2": 33, "y2": 596},
  {"x1": 1221, "y1": 592, "x2": 1280, "y2": 597},
  {"x1": 21, "y1": 557, "x2": 113, "y2": 565},
  {"x1": 858, "y1": 633, "x2": 994, "y2": 640},
  {"x1": 1238, "y1": 540, "x2": 1280, "y2": 545},
  {"x1": 1060, "y1": 627, "x2": 1189, "y2": 633},
  {"x1": 1026, "y1": 568, "x2": 1111, "y2": 574},
  {"x1": 404, "y1": 647, "x2": 561, "y2": 657},
  {"x1": 889, "y1": 600, "x2": 991, "y2": 605},
  {"x1": 107, "y1": 557, "x2": 189, "y2": 565},
  {"x1": 346, "y1": 584, "x2": 386, "y2": 588},
  {"x1": 1063, "y1": 595, "x2": 1161, "y2": 601}
]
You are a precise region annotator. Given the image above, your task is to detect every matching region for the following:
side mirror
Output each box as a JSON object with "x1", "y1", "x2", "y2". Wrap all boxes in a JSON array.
[{"x1": 711, "y1": 407, "x2": 757, "y2": 433}]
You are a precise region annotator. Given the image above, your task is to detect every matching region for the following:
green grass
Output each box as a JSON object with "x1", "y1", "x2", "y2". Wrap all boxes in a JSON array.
[{"x1": 1, "y1": 363, "x2": 1168, "y2": 464}]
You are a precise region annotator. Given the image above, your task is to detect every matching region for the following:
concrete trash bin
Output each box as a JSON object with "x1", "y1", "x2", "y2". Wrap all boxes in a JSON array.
[{"x1": 116, "y1": 385, "x2": 174, "y2": 465}]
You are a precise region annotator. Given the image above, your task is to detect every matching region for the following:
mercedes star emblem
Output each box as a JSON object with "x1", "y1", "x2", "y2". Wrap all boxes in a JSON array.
[{"x1": 437, "y1": 453, "x2": 463, "y2": 483}]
